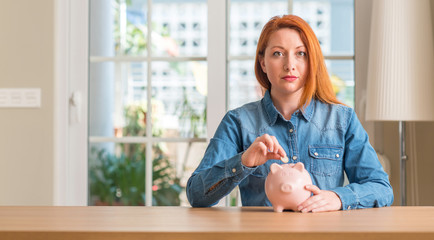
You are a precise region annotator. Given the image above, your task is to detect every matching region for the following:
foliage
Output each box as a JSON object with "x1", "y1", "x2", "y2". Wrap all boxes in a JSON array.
[
  {"x1": 112, "y1": 0, "x2": 171, "y2": 56},
  {"x1": 113, "y1": 0, "x2": 147, "y2": 55},
  {"x1": 89, "y1": 102, "x2": 182, "y2": 206},
  {"x1": 177, "y1": 87, "x2": 207, "y2": 138}
]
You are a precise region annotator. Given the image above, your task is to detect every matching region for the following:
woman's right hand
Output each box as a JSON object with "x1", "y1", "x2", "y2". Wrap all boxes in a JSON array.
[{"x1": 241, "y1": 134, "x2": 287, "y2": 167}]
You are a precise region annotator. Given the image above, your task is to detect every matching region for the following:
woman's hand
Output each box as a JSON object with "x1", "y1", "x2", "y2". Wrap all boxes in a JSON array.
[
  {"x1": 297, "y1": 185, "x2": 342, "y2": 213},
  {"x1": 241, "y1": 134, "x2": 286, "y2": 167}
]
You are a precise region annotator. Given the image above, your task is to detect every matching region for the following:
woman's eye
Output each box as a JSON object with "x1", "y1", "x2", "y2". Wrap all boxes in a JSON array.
[
  {"x1": 273, "y1": 51, "x2": 283, "y2": 57},
  {"x1": 297, "y1": 51, "x2": 307, "y2": 57}
]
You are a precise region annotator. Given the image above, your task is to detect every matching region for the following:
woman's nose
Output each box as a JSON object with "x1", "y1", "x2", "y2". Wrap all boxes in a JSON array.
[
  {"x1": 284, "y1": 56, "x2": 294, "y2": 71},
  {"x1": 284, "y1": 61, "x2": 295, "y2": 72}
]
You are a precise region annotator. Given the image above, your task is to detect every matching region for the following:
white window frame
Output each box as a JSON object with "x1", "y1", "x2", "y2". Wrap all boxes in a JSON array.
[
  {"x1": 54, "y1": 0, "x2": 89, "y2": 206},
  {"x1": 54, "y1": 0, "x2": 362, "y2": 206}
]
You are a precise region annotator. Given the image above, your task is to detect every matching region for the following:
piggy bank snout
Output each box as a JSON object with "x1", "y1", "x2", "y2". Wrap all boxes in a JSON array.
[{"x1": 280, "y1": 183, "x2": 293, "y2": 193}]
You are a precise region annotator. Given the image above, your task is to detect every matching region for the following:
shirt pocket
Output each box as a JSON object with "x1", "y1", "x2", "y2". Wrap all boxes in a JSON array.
[{"x1": 309, "y1": 145, "x2": 343, "y2": 176}]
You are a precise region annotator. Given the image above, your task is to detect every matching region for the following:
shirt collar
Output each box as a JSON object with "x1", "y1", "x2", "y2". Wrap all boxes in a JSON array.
[
  {"x1": 298, "y1": 99, "x2": 314, "y2": 122},
  {"x1": 262, "y1": 90, "x2": 279, "y2": 125},
  {"x1": 262, "y1": 90, "x2": 314, "y2": 124}
]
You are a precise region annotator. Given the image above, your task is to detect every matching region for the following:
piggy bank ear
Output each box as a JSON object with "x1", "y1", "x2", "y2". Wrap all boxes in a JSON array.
[
  {"x1": 270, "y1": 163, "x2": 283, "y2": 174},
  {"x1": 294, "y1": 162, "x2": 305, "y2": 172}
]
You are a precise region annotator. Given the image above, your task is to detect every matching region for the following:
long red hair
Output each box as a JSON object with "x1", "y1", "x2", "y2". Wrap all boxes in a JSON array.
[{"x1": 255, "y1": 15, "x2": 342, "y2": 109}]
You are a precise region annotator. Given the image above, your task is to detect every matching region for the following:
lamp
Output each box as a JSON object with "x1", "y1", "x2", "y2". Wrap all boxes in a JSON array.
[{"x1": 366, "y1": 0, "x2": 434, "y2": 206}]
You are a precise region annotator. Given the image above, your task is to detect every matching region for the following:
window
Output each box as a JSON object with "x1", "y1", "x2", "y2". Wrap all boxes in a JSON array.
[
  {"x1": 87, "y1": 0, "x2": 354, "y2": 207},
  {"x1": 88, "y1": 0, "x2": 208, "y2": 206},
  {"x1": 228, "y1": 0, "x2": 354, "y2": 109}
]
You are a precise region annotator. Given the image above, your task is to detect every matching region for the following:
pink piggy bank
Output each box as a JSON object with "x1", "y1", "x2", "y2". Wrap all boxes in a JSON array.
[{"x1": 265, "y1": 162, "x2": 313, "y2": 212}]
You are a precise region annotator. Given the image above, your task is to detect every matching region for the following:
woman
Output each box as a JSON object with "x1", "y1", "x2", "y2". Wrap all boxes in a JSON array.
[{"x1": 186, "y1": 15, "x2": 393, "y2": 212}]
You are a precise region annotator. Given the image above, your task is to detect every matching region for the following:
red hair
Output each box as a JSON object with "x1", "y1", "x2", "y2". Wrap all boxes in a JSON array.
[{"x1": 255, "y1": 15, "x2": 342, "y2": 109}]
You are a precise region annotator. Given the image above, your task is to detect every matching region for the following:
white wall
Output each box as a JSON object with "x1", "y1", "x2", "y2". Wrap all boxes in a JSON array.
[{"x1": 0, "y1": 0, "x2": 54, "y2": 205}]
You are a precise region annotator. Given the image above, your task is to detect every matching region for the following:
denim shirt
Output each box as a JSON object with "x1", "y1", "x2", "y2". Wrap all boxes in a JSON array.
[{"x1": 187, "y1": 91, "x2": 394, "y2": 210}]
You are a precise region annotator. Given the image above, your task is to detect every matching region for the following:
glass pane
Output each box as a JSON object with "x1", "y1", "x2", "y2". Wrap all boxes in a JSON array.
[
  {"x1": 90, "y1": 0, "x2": 149, "y2": 57},
  {"x1": 293, "y1": 0, "x2": 354, "y2": 56},
  {"x1": 152, "y1": 61, "x2": 207, "y2": 138},
  {"x1": 114, "y1": 0, "x2": 148, "y2": 56},
  {"x1": 326, "y1": 59, "x2": 354, "y2": 108},
  {"x1": 89, "y1": 62, "x2": 149, "y2": 138},
  {"x1": 228, "y1": 60, "x2": 262, "y2": 110},
  {"x1": 89, "y1": 0, "x2": 116, "y2": 57},
  {"x1": 152, "y1": 142, "x2": 207, "y2": 206},
  {"x1": 89, "y1": 142, "x2": 147, "y2": 206},
  {"x1": 230, "y1": 0, "x2": 288, "y2": 56},
  {"x1": 227, "y1": 0, "x2": 355, "y2": 110},
  {"x1": 88, "y1": 141, "x2": 207, "y2": 207},
  {"x1": 152, "y1": 0, "x2": 207, "y2": 57}
]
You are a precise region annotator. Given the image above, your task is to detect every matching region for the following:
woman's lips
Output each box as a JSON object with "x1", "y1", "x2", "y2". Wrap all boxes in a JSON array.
[{"x1": 282, "y1": 75, "x2": 298, "y2": 82}]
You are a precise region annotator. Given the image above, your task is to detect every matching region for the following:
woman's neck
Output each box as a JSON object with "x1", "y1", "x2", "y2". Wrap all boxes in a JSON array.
[{"x1": 269, "y1": 89, "x2": 302, "y2": 120}]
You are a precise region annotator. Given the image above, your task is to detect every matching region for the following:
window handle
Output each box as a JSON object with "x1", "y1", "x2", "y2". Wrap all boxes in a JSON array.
[{"x1": 69, "y1": 91, "x2": 82, "y2": 124}]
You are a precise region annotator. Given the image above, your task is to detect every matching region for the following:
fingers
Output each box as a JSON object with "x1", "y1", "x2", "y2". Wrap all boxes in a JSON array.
[
  {"x1": 297, "y1": 190, "x2": 343, "y2": 213},
  {"x1": 300, "y1": 199, "x2": 328, "y2": 213},
  {"x1": 311, "y1": 206, "x2": 330, "y2": 213},
  {"x1": 298, "y1": 195, "x2": 327, "y2": 213},
  {"x1": 305, "y1": 184, "x2": 321, "y2": 195},
  {"x1": 242, "y1": 134, "x2": 287, "y2": 167},
  {"x1": 265, "y1": 152, "x2": 282, "y2": 161},
  {"x1": 257, "y1": 134, "x2": 286, "y2": 159},
  {"x1": 261, "y1": 134, "x2": 276, "y2": 153},
  {"x1": 241, "y1": 140, "x2": 277, "y2": 167},
  {"x1": 270, "y1": 135, "x2": 287, "y2": 159},
  {"x1": 256, "y1": 142, "x2": 268, "y2": 156}
]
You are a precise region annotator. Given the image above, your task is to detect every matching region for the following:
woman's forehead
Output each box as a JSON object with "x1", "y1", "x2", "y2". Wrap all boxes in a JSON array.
[{"x1": 266, "y1": 28, "x2": 305, "y2": 48}]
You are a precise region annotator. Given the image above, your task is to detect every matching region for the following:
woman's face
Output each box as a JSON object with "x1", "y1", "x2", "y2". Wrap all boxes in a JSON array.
[{"x1": 260, "y1": 28, "x2": 308, "y2": 99}]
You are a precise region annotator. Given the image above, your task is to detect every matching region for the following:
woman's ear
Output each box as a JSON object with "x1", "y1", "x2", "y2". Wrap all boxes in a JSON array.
[{"x1": 259, "y1": 56, "x2": 267, "y2": 73}]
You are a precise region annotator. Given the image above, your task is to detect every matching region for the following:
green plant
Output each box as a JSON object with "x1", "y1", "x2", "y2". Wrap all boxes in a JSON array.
[
  {"x1": 113, "y1": 0, "x2": 172, "y2": 56},
  {"x1": 177, "y1": 87, "x2": 207, "y2": 138},
  {"x1": 89, "y1": 102, "x2": 182, "y2": 206}
]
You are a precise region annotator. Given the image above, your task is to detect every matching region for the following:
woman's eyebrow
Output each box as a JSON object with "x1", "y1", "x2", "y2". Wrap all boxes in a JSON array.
[
  {"x1": 269, "y1": 45, "x2": 285, "y2": 49},
  {"x1": 269, "y1": 45, "x2": 305, "y2": 50}
]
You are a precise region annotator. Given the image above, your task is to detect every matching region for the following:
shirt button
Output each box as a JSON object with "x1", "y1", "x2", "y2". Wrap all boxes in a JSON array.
[
  {"x1": 347, "y1": 206, "x2": 351, "y2": 210},
  {"x1": 336, "y1": 154, "x2": 340, "y2": 158},
  {"x1": 292, "y1": 156, "x2": 297, "y2": 160},
  {"x1": 289, "y1": 129, "x2": 294, "y2": 133},
  {"x1": 314, "y1": 152, "x2": 319, "y2": 156},
  {"x1": 232, "y1": 168, "x2": 237, "y2": 173}
]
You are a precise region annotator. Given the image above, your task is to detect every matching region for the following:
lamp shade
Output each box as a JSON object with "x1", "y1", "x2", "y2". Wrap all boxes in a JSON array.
[{"x1": 366, "y1": 0, "x2": 434, "y2": 121}]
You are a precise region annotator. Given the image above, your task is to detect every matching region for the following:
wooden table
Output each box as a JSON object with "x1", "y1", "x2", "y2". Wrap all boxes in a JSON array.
[{"x1": 0, "y1": 206, "x2": 433, "y2": 240}]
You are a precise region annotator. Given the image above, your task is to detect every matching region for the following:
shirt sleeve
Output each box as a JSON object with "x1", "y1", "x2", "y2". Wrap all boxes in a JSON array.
[
  {"x1": 332, "y1": 109, "x2": 394, "y2": 210},
  {"x1": 186, "y1": 111, "x2": 257, "y2": 207}
]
